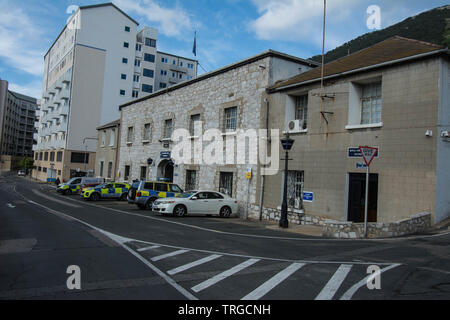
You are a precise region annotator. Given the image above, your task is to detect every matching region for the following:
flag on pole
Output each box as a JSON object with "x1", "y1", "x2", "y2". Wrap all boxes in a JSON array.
[{"x1": 192, "y1": 31, "x2": 197, "y2": 56}]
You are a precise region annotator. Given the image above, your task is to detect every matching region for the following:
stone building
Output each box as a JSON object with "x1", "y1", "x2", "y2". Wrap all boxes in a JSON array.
[
  {"x1": 95, "y1": 119, "x2": 121, "y2": 181},
  {"x1": 258, "y1": 37, "x2": 449, "y2": 233},
  {"x1": 118, "y1": 50, "x2": 318, "y2": 213}
]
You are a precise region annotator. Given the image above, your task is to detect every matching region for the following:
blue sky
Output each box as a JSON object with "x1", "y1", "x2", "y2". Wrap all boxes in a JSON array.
[{"x1": 0, "y1": 0, "x2": 448, "y2": 99}]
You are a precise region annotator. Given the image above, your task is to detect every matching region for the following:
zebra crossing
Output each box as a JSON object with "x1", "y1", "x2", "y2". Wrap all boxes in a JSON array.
[{"x1": 124, "y1": 240, "x2": 402, "y2": 300}]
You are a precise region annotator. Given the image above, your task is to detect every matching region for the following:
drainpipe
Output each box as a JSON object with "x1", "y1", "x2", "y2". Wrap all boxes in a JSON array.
[{"x1": 259, "y1": 98, "x2": 270, "y2": 221}]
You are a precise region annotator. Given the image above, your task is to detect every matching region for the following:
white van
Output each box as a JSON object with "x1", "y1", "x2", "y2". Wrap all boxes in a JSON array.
[{"x1": 57, "y1": 177, "x2": 104, "y2": 195}]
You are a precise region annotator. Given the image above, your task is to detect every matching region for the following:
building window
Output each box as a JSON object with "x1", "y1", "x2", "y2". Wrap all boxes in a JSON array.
[
  {"x1": 187, "y1": 63, "x2": 194, "y2": 69},
  {"x1": 132, "y1": 90, "x2": 139, "y2": 98},
  {"x1": 160, "y1": 70, "x2": 167, "y2": 76},
  {"x1": 161, "y1": 57, "x2": 168, "y2": 63},
  {"x1": 57, "y1": 151, "x2": 63, "y2": 162},
  {"x1": 71, "y1": 152, "x2": 89, "y2": 164},
  {"x1": 107, "y1": 162, "x2": 113, "y2": 179},
  {"x1": 110, "y1": 129, "x2": 116, "y2": 146},
  {"x1": 219, "y1": 172, "x2": 233, "y2": 197},
  {"x1": 135, "y1": 59, "x2": 141, "y2": 67},
  {"x1": 143, "y1": 123, "x2": 151, "y2": 142},
  {"x1": 125, "y1": 26, "x2": 131, "y2": 32},
  {"x1": 185, "y1": 170, "x2": 197, "y2": 191},
  {"x1": 44, "y1": 152, "x2": 48, "y2": 161},
  {"x1": 179, "y1": 61, "x2": 183, "y2": 67},
  {"x1": 123, "y1": 42, "x2": 129, "y2": 48},
  {"x1": 127, "y1": 127, "x2": 134, "y2": 144},
  {"x1": 295, "y1": 95, "x2": 308, "y2": 129},
  {"x1": 142, "y1": 84, "x2": 153, "y2": 93},
  {"x1": 101, "y1": 130, "x2": 106, "y2": 146},
  {"x1": 122, "y1": 58, "x2": 128, "y2": 64},
  {"x1": 361, "y1": 82, "x2": 382, "y2": 125},
  {"x1": 50, "y1": 152, "x2": 55, "y2": 162},
  {"x1": 164, "y1": 119, "x2": 173, "y2": 139},
  {"x1": 99, "y1": 161, "x2": 104, "y2": 177},
  {"x1": 189, "y1": 114, "x2": 201, "y2": 137},
  {"x1": 224, "y1": 106, "x2": 237, "y2": 132},
  {"x1": 143, "y1": 68, "x2": 154, "y2": 78},
  {"x1": 120, "y1": 90, "x2": 126, "y2": 96},
  {"x1": 287, "y1": 171, "x2": 304, "y2": 210},
  {"x1": 179, "y1": 74, "x2": 183, "y2": 79},
  {"x1": 124, "y1": 165, "x2": 131, "y2": 180},
  {"x1": 136, "y1": 43, "x2": 142, "y2": 51},
  {"x1": 140, "y1": 166, "x2": 147, "y2": 180},
  {"x1": 133, "y1": 75, "x2": 140, "y2": 82},
  {"x1": 121, "y1": 74, "x2": 127, "y2": 80},
  {"x1": 39, "y1": 152, "x2": 43, "y2": 160},
  {"x1": 43, "y1": 167, "x2": 47, "y2": 173},
  {"x1": 145, "y1": 38, "x2": 156, "y2": 47},
  {"x1": 144, "y1": 53, "x2": 155, "y2": 63}
]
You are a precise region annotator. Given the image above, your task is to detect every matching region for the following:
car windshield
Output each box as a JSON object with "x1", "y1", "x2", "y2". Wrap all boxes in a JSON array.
[{"x1": 179, "y1": 191, "x2": 196, "y2": 198}]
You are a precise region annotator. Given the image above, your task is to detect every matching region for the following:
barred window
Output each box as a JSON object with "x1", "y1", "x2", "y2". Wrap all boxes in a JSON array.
[
  {"x1": 287, "y1": 171, "x2": 304, "y2": 210},
  {"x1": 224, "y1": 107, "x2": 237, "y2": 132},
  {"x1": 295, "y1": 95, "x2": 308, "y2": 129},
  {"x1": 361, "y1": 82, "x2": 382, "y2": 124}
]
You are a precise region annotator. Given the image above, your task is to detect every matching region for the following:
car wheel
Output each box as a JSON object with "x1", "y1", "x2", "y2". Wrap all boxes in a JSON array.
[
  {"x1": 173, "y1": 205, "x2": 187, "y2": 217},
  {"x1": 119, "y1": 193, "x2": 127, "y2": 201},
  {"x1": 145, "y1": 198, "x2": 157, "y2": 210},
  {"x1": 90, "y1": 193, "x2": 100, "y2": 201},
  {"x1": 220, "y1": 206, "x2": 232, "y2": 218},
  {"x1": 66, "y1": 189, "x2": 72, "y2": 195}
]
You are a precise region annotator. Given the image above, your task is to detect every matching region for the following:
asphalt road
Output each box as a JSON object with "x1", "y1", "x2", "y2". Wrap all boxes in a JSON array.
[{"x1": 1, "y1": 174, "x2": 449, "y2": 301}]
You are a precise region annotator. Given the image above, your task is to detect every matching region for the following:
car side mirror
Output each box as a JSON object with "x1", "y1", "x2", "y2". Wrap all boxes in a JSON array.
[{"x1": 191, "y1": 196, "x2": 198, "y2": 200}]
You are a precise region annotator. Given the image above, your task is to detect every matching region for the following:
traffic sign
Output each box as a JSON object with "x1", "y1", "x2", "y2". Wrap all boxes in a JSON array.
[{"x1": 359, "y1": 146, "x2": 378, "y2": 167}]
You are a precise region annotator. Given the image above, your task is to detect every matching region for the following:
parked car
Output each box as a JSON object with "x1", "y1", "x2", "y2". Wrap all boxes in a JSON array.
[
  {"x1": 17, "y1": 169, "x2": 26, "y2": 176},
  {"x1": 57, "y1": 177, "x2": 104, "y2": 195},
  {"x1": 81, "y1": 182, "x2": 131, "y2": 201},
  {"x1": 152, "y1": 191, "x2": 238, "y2": 217},
  {"x1": 127, "y1": 180, "x2": 183, "y2": 210}
]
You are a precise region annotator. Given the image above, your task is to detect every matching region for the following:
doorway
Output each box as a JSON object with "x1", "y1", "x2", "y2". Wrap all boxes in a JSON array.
[
  {"x1": 348, "y1": 173, "x2": 378, "y2": 223},
  {"x1": 157, "y1": 160, "x2": 174, "y2": 182}
]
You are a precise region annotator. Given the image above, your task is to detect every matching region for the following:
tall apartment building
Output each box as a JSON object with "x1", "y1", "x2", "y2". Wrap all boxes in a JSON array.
[
  {"x1": 0, "y1": 79, "x2": 37, "y2": 171},
  {"x1": 33, "y1": 3, "x2": 197, "y2": 182}
]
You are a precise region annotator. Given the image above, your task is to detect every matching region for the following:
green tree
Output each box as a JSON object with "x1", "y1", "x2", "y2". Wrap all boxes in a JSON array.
[{"x1": 19, "y1": 157, "x2": 34, "y2": 175}]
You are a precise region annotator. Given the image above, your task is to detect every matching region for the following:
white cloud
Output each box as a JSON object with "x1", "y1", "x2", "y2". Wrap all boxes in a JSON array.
[
  {"x1": 113, "y1": 0, "x2": 195, "y2": 37},
  {"x1": 9, "y1": 80, "x2": 42, "y2": 99},
  {"x1": 248, "y1": 0, "x2": 359, "y2": 46},
  {"x1": 0, "y1": 1, "x2": 45, "y2": 76}
]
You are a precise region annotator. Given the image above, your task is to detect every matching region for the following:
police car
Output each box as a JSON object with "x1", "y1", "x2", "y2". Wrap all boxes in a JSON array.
[
  {"x1": 57, "y1": 177, "x2": 104, "y2": 195},
  {"x1": 127, "y1": 180, "x2": 183, "y2": 210},
  {"x1": 81, "y1": 182, "x2": 131, "y2": 201}
]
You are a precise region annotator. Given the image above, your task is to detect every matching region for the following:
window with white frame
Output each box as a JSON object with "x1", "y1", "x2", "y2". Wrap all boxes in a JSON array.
[
  {"x1": 109, "y1": 128, "x2": 115, "y2": 146},
  {"x1": 361, "y1": 82, "x2": 382, "y2": 125},
  {"x1": 223, "y1": 107, "x2": 237, "y2": 132},
  {"x1": 295, "y1": 95, "x2": 308, "y2": 130},
  {"x1": 143, "y1": 123, "x2": 151, "y2": 142},
  {"x1": 127, "y1": 126, "x2": 134, "y2": 144},
  {"x1": 287, "y1": 171, "x2": 304, "y2": 210},
  {"x1": 164, "y1": 119, "x2": 173, "y2": 139},
  {"x1": 101, "y1": 130, "x2": 106, "y2": 147}
]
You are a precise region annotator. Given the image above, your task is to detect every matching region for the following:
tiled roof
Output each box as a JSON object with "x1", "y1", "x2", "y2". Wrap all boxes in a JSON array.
[
  {"x1": 269, "y1": 36, "x2": 445, "y2": 92},
  {"x1": 97, "y1": 119, "x2": 120, "y2": 130}
]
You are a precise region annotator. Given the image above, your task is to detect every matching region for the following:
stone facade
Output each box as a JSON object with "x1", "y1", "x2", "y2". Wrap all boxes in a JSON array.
[
  {"x1": 95, "y1": 120, "x2": 121, "y2": 181},
  {"x1": 119, "y1": 51, "x2": 318, "y2": 215},
  {"x1": 322, "y1": 212, "x2": 432, "y2": 239}
]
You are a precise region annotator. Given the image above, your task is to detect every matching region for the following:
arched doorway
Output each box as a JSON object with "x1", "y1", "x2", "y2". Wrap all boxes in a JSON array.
[{"x1": 157, "y1": 159, "x2": 174, "y2": 182}]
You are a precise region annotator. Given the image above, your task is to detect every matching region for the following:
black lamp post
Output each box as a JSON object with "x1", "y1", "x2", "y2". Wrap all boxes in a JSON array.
[{"x1": 280, "y1": 133, "x2": 295, "y2": 229}]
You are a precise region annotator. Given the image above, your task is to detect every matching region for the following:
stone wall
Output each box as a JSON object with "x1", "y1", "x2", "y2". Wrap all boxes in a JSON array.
[
  {"x1": 322, "y1": 212, "x2": 432, "y2": 239},
  {"x1": 250, "y1": 204, "x2": 330, "y2": 226}
]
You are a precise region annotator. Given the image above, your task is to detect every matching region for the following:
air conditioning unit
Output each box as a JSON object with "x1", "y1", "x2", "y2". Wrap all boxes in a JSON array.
[{"x1": 287, "y1": 119, "x2": 304, "y2": 133}]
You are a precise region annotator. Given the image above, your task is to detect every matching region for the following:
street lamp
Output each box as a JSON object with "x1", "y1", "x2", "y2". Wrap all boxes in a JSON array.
[
  {"x1": 82, "y1": 137, "x2": 98, "y2": 175},
  {"x1": 280, "y1": 132, "x2": 295, "y2": 229}
]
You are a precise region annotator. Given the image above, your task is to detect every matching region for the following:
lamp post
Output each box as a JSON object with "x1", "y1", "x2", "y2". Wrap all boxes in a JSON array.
[
  {"x1": 280, "y1": 132, "x2": 295, "y2": 229},
  {"x1": 82, "y1": 137, "x2": 98, "y2": 176}
]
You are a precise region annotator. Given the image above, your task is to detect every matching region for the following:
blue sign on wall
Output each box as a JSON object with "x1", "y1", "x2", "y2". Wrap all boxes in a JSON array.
[
  {"x1": 303, "y1": 192, "x2": 314, "y2": 203},
  {"x1": 160, "y1": 151, "x2": 171, "y2": 159},
  {"x1": 348, "y1": 147, "x2": 379, "y2": 158},
  {"x1": 356, "y1": 162, "x2": 368, "y2": 169}
]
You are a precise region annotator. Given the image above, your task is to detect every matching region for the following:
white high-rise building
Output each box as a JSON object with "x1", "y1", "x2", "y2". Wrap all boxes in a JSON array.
[{"x1": 34, "y1": 3, "x2": 197, "y2": 182}]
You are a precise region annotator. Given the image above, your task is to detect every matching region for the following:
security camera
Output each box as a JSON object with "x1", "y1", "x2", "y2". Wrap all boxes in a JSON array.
[{"x1": 441, "y1": 131, "x2": 449, "y2": 138}]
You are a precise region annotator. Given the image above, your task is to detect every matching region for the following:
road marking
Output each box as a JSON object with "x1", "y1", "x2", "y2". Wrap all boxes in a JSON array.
[
  {"x1": 6, "y1": 203, "x2": 16, "y2": 208},
  {"x1": 339, "y1": 263, "x2": 401, "y2": 300},
  {"x1": 167, "y1": 254, "x2": 222, "y2": 275},
  {"x1": 191, "y1": 258, "x2": 260, "y2": 293},
  {"x1": 151, "y1": 249, "x2": 189, "y2": 262},
  {"x1": 137, "y1": 245, "x2": 161, "y2": 252},
  {"x1": 31, "y1": 189, "x2": 82, "y2": 208},
  {"x1": 241, "y1": 263, "x2": 306, "y2": 300},
  {"x1": 315, "y1": 264, "x2": 353, "y2": 300}
]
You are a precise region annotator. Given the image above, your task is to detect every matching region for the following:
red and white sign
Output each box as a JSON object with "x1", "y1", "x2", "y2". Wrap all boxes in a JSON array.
[{"x1": 359, "y1": 146, "x2": 378, "y2": 167}]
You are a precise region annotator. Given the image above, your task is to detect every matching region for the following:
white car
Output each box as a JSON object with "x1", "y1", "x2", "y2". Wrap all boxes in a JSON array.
[{"x1": 152, "y1": 191, "x2": 238, "y2": 217}]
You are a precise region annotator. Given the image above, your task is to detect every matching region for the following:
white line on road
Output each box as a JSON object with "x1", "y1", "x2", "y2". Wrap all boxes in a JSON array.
[
  {"x1": 191, "y1": 258, "x2": 260, "y2": 293},
  {"x1": 137, "y1": 245, "x2": 161, "y2": 252},
  {"x1": 31, "y1": 189, "x2": 82, "y2": 208},
  {"x1": 241, "y1": 263, "x2": 306, "y2": 300},
  {"x1": 151, "y1": 249, "x2": 190, "y2": 262},
  {"x1": 167, "y1": 254, "x2": 222, "y2": 275},
  {"x1": 315, "y1": 264, "x2": 353, "y2": 300},
  {"x1": 339, "y1": 263, "x2": 401, "y2": 300}
]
